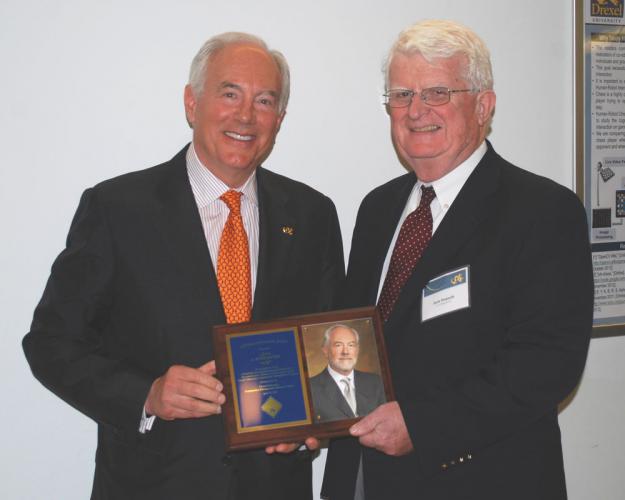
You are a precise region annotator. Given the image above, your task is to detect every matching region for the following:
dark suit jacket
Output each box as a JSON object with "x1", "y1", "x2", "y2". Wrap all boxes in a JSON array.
[
  {"x1": 309, "y1": 368, "x2": 385, "y2": 422},
  {"x1": 23, "y1": 145, "x2": 344, "y2": 500},
  {"x1": 322, "y1": 143, "x2": 593, "y2": 500}
]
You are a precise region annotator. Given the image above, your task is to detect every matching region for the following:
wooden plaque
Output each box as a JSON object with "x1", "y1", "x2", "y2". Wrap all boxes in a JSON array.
[{"x1": 212, "y1": 306, "x2": 394, "y2": 451}]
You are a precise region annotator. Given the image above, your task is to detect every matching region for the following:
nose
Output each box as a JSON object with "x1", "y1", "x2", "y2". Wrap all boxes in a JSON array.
[
  {"x1": 236, "y1": 97, "x2": 256, "y2": 124},
  {"x1": 406, "y1": 92, "x2": 430, "y2": 120}
]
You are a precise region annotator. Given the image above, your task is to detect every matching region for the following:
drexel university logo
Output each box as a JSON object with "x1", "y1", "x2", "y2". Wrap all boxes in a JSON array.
[{"x1": 591, "y1": 0, "x2": 624, "y2": 18}]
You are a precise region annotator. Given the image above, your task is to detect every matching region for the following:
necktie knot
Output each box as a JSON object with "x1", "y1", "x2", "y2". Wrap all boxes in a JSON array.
[
  {"x1": 420, "y1": 185, "x2": 436, "y2": 207},
  {"x1": 220, "y1": 189, "x2": 242, "y2": 213}
]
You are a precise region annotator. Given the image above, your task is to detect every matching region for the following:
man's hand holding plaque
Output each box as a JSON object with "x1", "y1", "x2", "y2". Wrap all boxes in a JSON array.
[{"x1": 145, "y1": 361, "x2": 225, "y2": 420}]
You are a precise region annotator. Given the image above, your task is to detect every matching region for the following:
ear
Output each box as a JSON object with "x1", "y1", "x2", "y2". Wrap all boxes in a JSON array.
[
  {"x1": 475, "y1": 90, "x2": 496, "y2": 127},
  {"x1": 275, "y1": 110, "x2": 286, "y2": 133},
  {"x1": 183, "y1": 84, "x2": 197, "y2": 129}
]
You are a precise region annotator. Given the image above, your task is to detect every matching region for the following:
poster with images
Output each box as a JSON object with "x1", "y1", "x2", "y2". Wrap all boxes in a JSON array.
[{"x1": 581, "y1": 0, "x2": 625, "y2": 334}]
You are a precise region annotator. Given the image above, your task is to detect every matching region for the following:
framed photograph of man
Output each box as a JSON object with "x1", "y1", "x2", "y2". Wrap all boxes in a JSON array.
[
  {"x1": 212, "y1": 306, "x2": 394, "y2": 451},
  {"x1": 302, "y1": 318, "x2": 387, "y2": 424}
]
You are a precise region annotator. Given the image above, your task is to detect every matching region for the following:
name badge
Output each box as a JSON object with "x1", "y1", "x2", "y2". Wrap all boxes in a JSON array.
[{"x1": 421, "y1": 266, "x2": 470, "y2": 322}]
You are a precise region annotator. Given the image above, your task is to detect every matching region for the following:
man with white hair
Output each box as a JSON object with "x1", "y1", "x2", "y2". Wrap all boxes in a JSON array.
[
  {"x1": 309, "y1": 324, "x2": 385, "y2": 423},
  {"x1": 321, "y1": 20, "x2": 593, "y2": 500},
  {"x1": 23, "y1": 32, "x2": 344, "y2": 500}
]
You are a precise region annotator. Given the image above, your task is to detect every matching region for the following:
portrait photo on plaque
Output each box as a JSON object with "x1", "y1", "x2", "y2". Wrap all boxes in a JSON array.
[
  {"x1": 212, "y1": 306, "x2": 394, "y2": 451},
  {"x1": 302, "y1": 318, "x2": 387, "y2": 424}
]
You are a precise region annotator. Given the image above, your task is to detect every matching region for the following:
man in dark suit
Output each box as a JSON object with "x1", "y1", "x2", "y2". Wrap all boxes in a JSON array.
[
  {"x1": 23, "y1": 32, "x2": 344, "y2": 500},
  {"x1": 309, "y1": 324, "x2": 385, "y2": 423},
  {"x1": 321, "y1": 20, "x2": 593, "y2": 500}
]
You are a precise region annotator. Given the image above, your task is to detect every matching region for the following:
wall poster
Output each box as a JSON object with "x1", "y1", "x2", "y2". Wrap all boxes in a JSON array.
[{"x1": 577, "y1": 0, "x2": 625, "y2": 336}]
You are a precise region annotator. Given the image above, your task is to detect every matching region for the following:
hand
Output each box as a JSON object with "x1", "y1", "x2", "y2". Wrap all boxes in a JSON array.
[
  {"x1": 349, "y1": 402, "x2": 413, "y2": 456},
  {"x1": 265, "y1": 437, "x2": 320, "y2": 454},
  {"x1": 144, "y1": 361, "x2": 225, "y2": 420}
]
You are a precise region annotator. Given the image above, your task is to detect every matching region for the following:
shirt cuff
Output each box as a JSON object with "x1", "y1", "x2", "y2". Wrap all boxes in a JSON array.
[{"x1": 138, "y1": 407, "x2": 156, "y2": 434}]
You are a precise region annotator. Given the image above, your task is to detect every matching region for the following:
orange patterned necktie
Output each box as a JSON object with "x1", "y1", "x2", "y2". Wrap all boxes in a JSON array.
[{"x1": 217, "y1": 190, "x2": 252, "y2": 324}]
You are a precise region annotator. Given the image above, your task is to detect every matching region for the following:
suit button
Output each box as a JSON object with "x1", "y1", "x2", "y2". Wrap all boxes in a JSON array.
[
  {"x1": 459, "y1": 457, "x2": 464, "y2": 463},
  {"x1": 450, "y1": 460, "x2": 456, "y2": 466},
  {"x1": 467, "y1": 453, "x2": 472, "y2": 460},
  {"x1": 441, "y1": 463, "x2": 448, "y2": 471},
  {"x1": 222, "y1": 454, "x2": 232, "y2": 466}
]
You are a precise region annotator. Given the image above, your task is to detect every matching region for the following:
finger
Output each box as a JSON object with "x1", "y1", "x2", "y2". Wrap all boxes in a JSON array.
[
  {"x1": 350, "y1": 414, "x2": 376, "y2": 436},
  {"x1": 276, "y1": 443, "x2": 299, "y2": 453},
  {"x1": 177, "y1": 369, "x2": 223, "y2": 394},
  {"x1": 181, "y1": 367, "x2": 223, "y2": 391},
  {"x1": 304, "y1": 437, "x2": 320, "y2": 450},
  {"x1": 169, "y1": 394, "x2": 223, "y2": 417},
  {"x1": 265, "y1": 442, "x2": 300, "y2": 454},
  {"x1": 358, "y1": 431, "x2": 381, "y2": 450},
  {"x1": 178, "y1": 380, "x2": 225, "y2": 405},
  {"x1": 198, "y1": 360, "x2": 217, "y2": 375}
]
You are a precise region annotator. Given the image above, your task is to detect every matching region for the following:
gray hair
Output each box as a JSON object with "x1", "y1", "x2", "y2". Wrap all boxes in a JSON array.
[
  {"x1": 188, "y1": 32, "x2": 290, "y2": 114},
  {"x1": 322, "y1": 324, "x2": 360, "y2": 347},
  {"x1": 383, "y1": 20, "x2": 493, "y2": 91}
]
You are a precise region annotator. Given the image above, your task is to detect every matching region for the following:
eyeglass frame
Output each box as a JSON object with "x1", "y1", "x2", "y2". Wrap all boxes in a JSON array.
[{"x1": 382, "y1": 86, "x2": 480, "y2": 108}]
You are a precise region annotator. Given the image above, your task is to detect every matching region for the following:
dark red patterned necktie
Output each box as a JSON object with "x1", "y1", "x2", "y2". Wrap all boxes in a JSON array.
[{"x1": 378, "y1": 185, "x2": 436, "y2": 322}]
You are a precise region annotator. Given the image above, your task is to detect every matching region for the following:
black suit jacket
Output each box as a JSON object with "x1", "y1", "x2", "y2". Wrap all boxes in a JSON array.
[
  {"x1": 322, "y1": 144, "x2": 593, "y2": 500},
  {"x1": 23, "y1": 146, "x2": 344, "y2": 500},
  {"x1": 309, "y1": 368, "x2": 385, "y2": 422}
]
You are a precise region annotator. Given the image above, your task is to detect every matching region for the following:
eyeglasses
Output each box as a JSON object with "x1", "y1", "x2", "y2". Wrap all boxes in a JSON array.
[{"x1": 383, "y1": 87, "x2": 479, "y2": 108}]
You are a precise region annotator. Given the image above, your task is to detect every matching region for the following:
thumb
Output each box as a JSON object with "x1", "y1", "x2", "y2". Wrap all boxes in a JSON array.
[
  {"x1": 350, "y1": 412, "x2": 376, "y2": 437},
  {"x1": 198, "y1": 360, "x2": 217, "y2": 375}
]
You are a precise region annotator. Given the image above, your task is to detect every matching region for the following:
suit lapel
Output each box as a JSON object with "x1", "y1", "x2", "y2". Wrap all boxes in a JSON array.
[
  {"x1": 386, "y1": 146, "x2": 501, "y2": 333},
  {"x1": 353, "y1": 371, "x2": 376, "y2": 415},
  {"x1": 252, "y1": 167, "x2": 295, "y2": 320},
  {"x1": 364, "y1": 173, "x2": 417, "y2": 305},
  {"x1": 153, "y1": 147, "x2": 226, "y2": 328},
  {"x1": 320, "y1": 370, "x2": 355, "y2": 418}
]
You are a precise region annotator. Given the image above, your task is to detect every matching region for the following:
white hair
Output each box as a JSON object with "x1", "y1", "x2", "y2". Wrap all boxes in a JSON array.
[
  {"x1": 322, "y1": 324, "x2": 360, "y2": 347},
  {"x1": 383, "y1": 20, "x2": 493, "y2": 91},
  {"x1": 188, "y1": 32, "x2": 290, "y2": 113}
]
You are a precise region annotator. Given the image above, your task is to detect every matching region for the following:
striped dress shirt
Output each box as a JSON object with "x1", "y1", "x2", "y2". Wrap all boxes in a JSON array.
[{"x1": 186, "y1": 143, "x2": 260, "y2": 299}]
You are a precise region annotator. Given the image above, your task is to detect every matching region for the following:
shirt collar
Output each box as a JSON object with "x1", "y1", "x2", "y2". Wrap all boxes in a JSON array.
[
  {"x1": 327, "y1": 365, "x2": 354, "y2": 384},
  {"x1": 186, "y1": 142, "x2": 258, "y2": 208},
  {"x1": 421, "y1": 141, "x2": 487, "y2": 207}
]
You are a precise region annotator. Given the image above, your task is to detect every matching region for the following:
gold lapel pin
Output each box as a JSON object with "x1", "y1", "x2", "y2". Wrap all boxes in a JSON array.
[{"x1": 281, "y1": 226, "x2": 294, "y2": 236}]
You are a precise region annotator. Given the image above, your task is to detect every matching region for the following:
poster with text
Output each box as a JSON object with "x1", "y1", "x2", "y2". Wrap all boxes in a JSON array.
[{"x1": 583, "y1": 0, "x2": 625, "y2": 332}]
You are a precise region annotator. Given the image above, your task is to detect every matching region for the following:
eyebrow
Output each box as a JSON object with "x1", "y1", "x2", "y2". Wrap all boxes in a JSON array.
[
  {"x1": 219, "y1": 81, "x2": 278, "y2": 98},
  {"x1": 219, "y1": 82, "x2": 242, "y2": 92}
]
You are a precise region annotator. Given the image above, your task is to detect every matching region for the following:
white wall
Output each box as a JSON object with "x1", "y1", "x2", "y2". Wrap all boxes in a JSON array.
[{"x1": 2, "y1": 1, "x2": 623, "y2": 498}]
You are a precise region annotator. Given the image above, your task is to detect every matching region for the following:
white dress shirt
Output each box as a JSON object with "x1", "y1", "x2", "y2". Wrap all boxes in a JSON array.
[
  {"x1": 327, "y1": 365, "x2": 355, "y2": 393},
  {"x1": 377, "y1": 142, "x2": 487, "y2": 300}
]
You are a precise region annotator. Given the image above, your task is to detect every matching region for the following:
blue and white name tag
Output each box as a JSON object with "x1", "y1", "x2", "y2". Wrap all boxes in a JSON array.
[{"x1": 421, "y1": 266, "x2": 470, "y2": 322}]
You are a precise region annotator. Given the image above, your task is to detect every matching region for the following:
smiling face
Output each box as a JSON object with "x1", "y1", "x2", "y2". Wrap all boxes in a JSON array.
[
  {"x1": 323, "y1": 326, "x2": 360, "y2": 376},
  {"x1": 184, "y1": 43, "x2": 285, "y2": 187},
  {"x1": 388, "y1": 52, "x2": 495, "y2": 182}
]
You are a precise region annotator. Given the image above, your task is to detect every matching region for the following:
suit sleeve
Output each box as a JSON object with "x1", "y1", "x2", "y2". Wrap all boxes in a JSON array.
[
  {"x1": 401, "y1": 187, "x2": 593, "y2": 476},
  {"x1": 23, "y1": 188, "x2": 153, "y2": 432}
]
